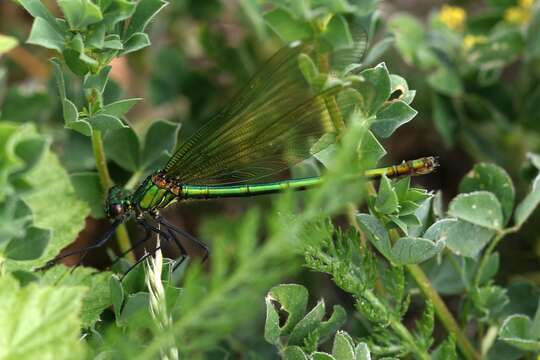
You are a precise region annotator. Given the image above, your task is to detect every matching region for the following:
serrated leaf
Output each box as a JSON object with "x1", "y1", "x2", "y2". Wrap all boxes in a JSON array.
[
  {"x1": 27, "y1": 17, "x2": 65, "y2": 51},
  {"x1": 4, "y1": 226, "x2": 50, "y2": 260},
  {"x1": 104, "y1": 127, "x2": 140, "y2": 172},
  {"x1": 415, "y1": 300, "x2": 434, "y2": 349},
  {"x1": 375, "y1": 175, "x2": 398, "y2": 214},
  {"x1": 6, "y1": 125, "x2": 89, "y2": 270},
  {"x1": 448, "y1": 191, "x2": 503, "y2": 230},
  {"x1": 459, "y1": 163, "x2": 515, "y2": 224},
  {"x1": 58, "y1": 0, "x2": 103, "y2": 30},
  {"x1": 42, "y1": 265, "x2": 111, "y2": 328},
  {"x1": 264, "y1": 7, "x2": 312, "y2": 42},
  {"x1": 372, "y1": 100, "x2": 417, "y2": 138},
  {"x1": 0, "y1": 275, "x2": 85, "y2": 359}
]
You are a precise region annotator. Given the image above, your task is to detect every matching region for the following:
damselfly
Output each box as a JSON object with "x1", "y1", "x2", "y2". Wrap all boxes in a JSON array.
[{"x1": 49, "y1": 26, "x2": 438, "y2": 271}]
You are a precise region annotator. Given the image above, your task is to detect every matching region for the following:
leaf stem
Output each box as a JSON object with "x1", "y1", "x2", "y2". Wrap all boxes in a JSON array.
[
  {"x1": 406, "y1": 263, "x2": 480, "y2": 360},
  {"x1": 91, "y1": 130, "x2": 134, "y2": 262}
]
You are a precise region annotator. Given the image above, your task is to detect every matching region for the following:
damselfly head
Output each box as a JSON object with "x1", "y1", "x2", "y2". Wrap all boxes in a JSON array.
[{"x1": 105, "y1": 186, "x2": 134, "y2": 220}]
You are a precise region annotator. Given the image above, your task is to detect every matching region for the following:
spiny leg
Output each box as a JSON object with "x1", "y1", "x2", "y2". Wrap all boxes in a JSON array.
[
  {"x1": 117, "y1": 218, "x2": 173, "y2": 280},
  {"x1": 38, "y1": 219, "x2": 122, "y2": 271},
  {"x1": 156, "y1": 215, "x2": 210, "y2": 262},
  {"x1": 120, "y1": 245, "x2": 162, "y2": 281},
  {"x1": 109, "y1": 225, "x2": 153, "y2": 269}
]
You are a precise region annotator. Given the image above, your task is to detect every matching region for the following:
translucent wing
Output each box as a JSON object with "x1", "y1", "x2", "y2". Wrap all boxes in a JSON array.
[{"x1": 164, "y1": 29, "x2": 368, "y2": 185}]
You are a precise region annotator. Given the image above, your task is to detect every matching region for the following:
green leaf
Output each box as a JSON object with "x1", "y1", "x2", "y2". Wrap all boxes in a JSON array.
[
  {"x1": 431, "y1": 337, "x2": 457, "y2": 360},
  {"x1": 321, "y1": 15, "x2": 353, "y2": 51},
  {"x1": 375, "y1": 175, "x2": 399, "y2": 214},
  {"x1": 0, "y1": 196, "x2": 32, "y2": 243},
  {"x1": 388, "y1": 14, "x2": 426, "y2": 65},
  {"x1": 264, "y1": 7, "x2": 312, "y2": 42},
  {"x1": 0, "y1": 34, "x2": 18, "y2": 55},
  {"x1": 0, "y1": 275, "x2": 85, "y2": 359},
  {"x1": 499, "y1": 315, "x2": 540, "y2": 351},
  {"x1": 42, "y1": 265, "x2": 112, "y2": 328},
  {"x1": 71, "y1": 172, "x2": 104, "y2": 218},
  {"x1": 356, "y1": 214, "x2": 392, "y2": 261},
  {"x1": 391, "y1": 236, "x2": 444, "y2": 265},
  {"x1": 427, "y1": 66, "x2": 463, "y2": 96},
  {"x1": 372, "y1": 100, "x2": 417, "y2": 138},
  {"x1": 101, "y1": 98, "x2": 141, "y2": 118},
  {"x1": 354, "y1": 343, "x2": 371, "y2": 360},
  {"x1": 283, "y1": 346, "x2": 309, "y2": 360},
  {"x1": 312, "y1": 352, "x2": 336, "y2": 360},
  {"x1": 298, "y1": 53, "x2": 319, "y2": 85},
  {"x1": 87, "y1": 113, "x2": 127, "y2": 132},
  {"x1": 432, "y1": 94, "x2": 456, "y2": 147},
  {"x1": 19, "y1": 0, "x2": 65, "y2": 34},
  {"x1": 266, "y1": 284, "x2": 308, "y2": 337},
  {"x1": 448, "y1": 191, "x2": 504, "y2": 230},
  {"x1": 121, "y1": 32, "x2": 151, "y2": 55},
  {"x1": 6, "y1": 125, "x2": 89, "y2": 270},
  {"x1": 119, "y1": 292, "x2": 150, "y2": 326},
  {"x1": 459, "y1": 163, "x2": 515, "y2": 224},
  {"x1": 125, "y1": 0, "x2": 168, "y2": 39},
  {"x1": 445, "y1": 220, "x2": 495, "y2": 257},
  {"x1": 318, "y1": 305, "x2": 347, "y2": 344},
  {"x1": 104, "y1": 127, "x2": 140, "y2": 172},
  {"x1": 415, "y1": 300, "x2": 434, "y2": 349},
  {"x1": 141, "y1": 120, "x2": 180, "y2": 171},
  {"x1": 5, "y1": 226, "x2": 50, "y2": 260},
  {"x1": 357, "y1": 130, "x2": 386, "y2": 168},
  {"x1": 288, "y1": 300, "x2": 325, "y2": 345},
  {"x1": 332, "y1": 331, "x2": 355, "y2": 360},
  {"x1": 27, "y1": 17, "x2": 65, "y2": 51},
  {"x1": 514, "y1": 153, "x2": 540, "y2": 227},
  {"x1": 359, "y1": 63, "x2": 391, "y2": 116},
  {"x1": 83, "y1": 65, "x2": 111, "y2": 96},
  {"x1": 58, "y1": 0, "x2": 103, "y2": 30},
  {"x1": 110, "y1": 275, "x2": 124, "y2": 322}
]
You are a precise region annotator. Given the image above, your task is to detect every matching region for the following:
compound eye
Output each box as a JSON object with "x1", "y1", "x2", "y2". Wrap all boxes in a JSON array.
[{"x1": 112, "y1": 204, "x2": 124, "y2": 217}]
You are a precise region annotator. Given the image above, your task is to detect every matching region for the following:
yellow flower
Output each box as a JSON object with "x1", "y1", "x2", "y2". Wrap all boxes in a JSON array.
[
  {"x1": 463, "y1": 34, "x2": 488, "y2": 49},
  {"x1": 439, "y1": 5, "x2": 467, "y2": 31},
  {"x1": 519, "y1": 0, "x2": 534, "y2": 9},
  {"x1": 504, "y1": 6, "x2": 531, "y2": 24}
]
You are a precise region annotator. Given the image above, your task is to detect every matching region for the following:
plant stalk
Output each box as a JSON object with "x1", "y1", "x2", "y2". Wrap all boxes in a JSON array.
[
  {"x1": 91, "y1": 130, "x2": 134, "y2": 262},
  {"x1": 406, "y1": 263, "x2": 480, "y2": 360}
]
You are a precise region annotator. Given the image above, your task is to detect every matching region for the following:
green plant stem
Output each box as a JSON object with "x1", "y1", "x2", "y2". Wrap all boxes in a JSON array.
[
  {"x1": 363, "y1": 290, "x2": 431, "y2": 360},
  {"x1": 406, "y1": 263, "x2": 480, "y2": 360},
  {"x1": 91, "y1": 130, "x2": 134, "y2": 262}
]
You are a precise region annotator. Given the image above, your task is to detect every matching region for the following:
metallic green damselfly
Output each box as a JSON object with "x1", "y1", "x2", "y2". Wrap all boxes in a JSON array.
[{"x1": 51, "y1": 27, "x2": 438, "y2": 270}]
